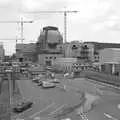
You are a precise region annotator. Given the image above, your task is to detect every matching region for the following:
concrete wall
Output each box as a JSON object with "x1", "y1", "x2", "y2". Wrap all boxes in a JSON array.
[
  {"x1": 99, "y1": 48, "x2": 120, "y2": 64},
  {"x1": 16, "y1": 43, "x2": 36, "y2": 62},
  {"x1": 0, "y1": 44, "x2": 5, "y2": 62},
  {"x1": 52, "y1": 58, "x2": 77, "y2": 73},
  {"x1": 37, "y1": 54, "x2": 64, "y2": 66}
]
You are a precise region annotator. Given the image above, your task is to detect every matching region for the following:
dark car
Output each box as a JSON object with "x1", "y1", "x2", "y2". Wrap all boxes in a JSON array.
[
  {"x1": 13, "y1": 101, "x2": 33, "y2": 113},
  {"x1": 49, "y1": 79, "x2": 60, "y2": 84},
  {"x1": 37, "y1": 81, "x2": 43, "y2": 86},
  {"x1": 32, "y1": 78, "x2": 39, "y2": 83}
]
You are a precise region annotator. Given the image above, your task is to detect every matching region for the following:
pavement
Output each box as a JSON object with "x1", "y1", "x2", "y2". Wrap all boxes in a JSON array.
[{"x1": 12, "y1": 76, "x2": 120, "y2": 120}]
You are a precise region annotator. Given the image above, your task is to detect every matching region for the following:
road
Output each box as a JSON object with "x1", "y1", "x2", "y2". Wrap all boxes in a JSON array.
[{"x1": 13, "y1": 76, "x2": 120, "y2": 120}]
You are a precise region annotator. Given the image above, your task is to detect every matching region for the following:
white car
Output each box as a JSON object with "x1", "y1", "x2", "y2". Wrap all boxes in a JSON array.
[{"x1": 42, "y1": 81, "x2": 56, "y2": 88}]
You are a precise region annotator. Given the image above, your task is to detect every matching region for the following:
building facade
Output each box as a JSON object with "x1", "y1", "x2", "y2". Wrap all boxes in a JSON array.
[
  {"x1": 52, "y1": 58, "x2": 77, "y2": 73},
  {"x1": 99, "y1": 48, "x2": 120, "y2": 75},
  {"x1": 16, "y1": 43, "x2": 36, "y2": 62},
  {"x1": 0, "y1": 43, "x2": 5, "y2": 62}
]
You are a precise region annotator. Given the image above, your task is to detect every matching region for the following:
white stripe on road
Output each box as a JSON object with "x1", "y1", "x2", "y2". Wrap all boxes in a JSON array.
[
  {"x1": 48, "y1": 104, "x2": 65, "y2": 115},
  {"x1": 30, "y1": 102, "x2": 55, "y2": 118},
  {"x1": 104, "y1": 113, "x2": 118, "y2": 120}
]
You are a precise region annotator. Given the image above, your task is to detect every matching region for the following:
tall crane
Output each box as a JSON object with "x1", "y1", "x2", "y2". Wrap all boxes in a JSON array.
[
  {"x1": 0, "y1": 38, "x2": 24, "y2": 44},
  {"x1": 26, "y1": 10, "x2": 79, "y2": 43},
  {"x1": 0, "y1": 18, "x2": 33, "y2": 43}
]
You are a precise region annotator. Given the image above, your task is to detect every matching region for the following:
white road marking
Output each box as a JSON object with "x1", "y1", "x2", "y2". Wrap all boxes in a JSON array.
[
  {"x1": 104, "y1": 113, "x2": 118, "y2": 120},
  {"x1": 48, "y1": 104, "x2": 65, "y2": 115},
  {"x1": 29, "y1": 102, "x2": 55, "y2": 118}
]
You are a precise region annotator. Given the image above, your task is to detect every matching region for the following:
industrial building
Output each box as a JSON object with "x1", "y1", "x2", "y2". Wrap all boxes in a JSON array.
[
  {"x1": 52, "y1": 57, "x2": 77, "y2": 73},
  {"x1": 15, "y1": 43, "x2": 36, "y2": 62},
  {"x1": 99, "y1": 48, "x2": 120, "y2": 75},
  {"x1": 36, "y1": 26, "x2": 64, "y2": 66},
  {"x1": 0, "y1": 43, "x2": 5, "y2": 62}
]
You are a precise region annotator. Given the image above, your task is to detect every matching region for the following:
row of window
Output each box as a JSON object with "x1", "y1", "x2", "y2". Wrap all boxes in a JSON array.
[{"x1": 45, "y1": 56, "x2": 56, "y2": 59}]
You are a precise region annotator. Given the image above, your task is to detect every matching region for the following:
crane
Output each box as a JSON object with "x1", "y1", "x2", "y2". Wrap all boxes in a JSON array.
[
  {"x1": 0, "y1": 38, "x2": 24, "y2": 44},
  {"x1": 26, "y1": 10, "x2": 79, "y2": 43},
  {"x1": 0, "y1": 18, "x2": 33, "y2": 43}
]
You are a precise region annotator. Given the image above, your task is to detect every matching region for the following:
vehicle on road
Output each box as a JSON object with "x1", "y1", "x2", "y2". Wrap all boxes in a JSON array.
[
  {"x1": 32, "y1": 74, "x2": 45, "y2": 83},
  {"x1": 37, "y1": 81, "x2": 43, "y2": 86},
  {"x1": 49, "y1": 79, "x2": 60, "y2": 84},
  {"x1": 32, "y1": 78, "x2": 40, "y2": 83},
  {"x1": 13, "y1": 101, "x2": 33, "y2": 113},
  {"x1": 42, "y1": 81, "x2": 56, "y2": 88}
]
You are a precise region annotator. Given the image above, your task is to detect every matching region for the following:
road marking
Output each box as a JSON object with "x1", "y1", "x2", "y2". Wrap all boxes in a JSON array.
[
  {"x1": 48, "y1": 104, "x2": 65, "y2": 115},
  {"x1": 30, "y1": 102, "x2": 55, "y2": 118},
  {"x1": 104, "y1": 113, "x2": 118, "y2": 120}
]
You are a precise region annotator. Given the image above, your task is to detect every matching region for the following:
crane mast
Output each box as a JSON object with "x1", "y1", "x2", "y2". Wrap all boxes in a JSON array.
[{"x1": 0, "y1": 19, "x2": 33, "y2": 43}]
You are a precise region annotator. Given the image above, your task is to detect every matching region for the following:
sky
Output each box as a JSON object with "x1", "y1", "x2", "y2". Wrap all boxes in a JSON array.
[{"x1": 0, "y1": 0, "x2": 120, "y2": 55}]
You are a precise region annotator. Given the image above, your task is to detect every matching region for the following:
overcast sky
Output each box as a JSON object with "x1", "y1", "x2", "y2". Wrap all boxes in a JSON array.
[{"x1": 0, "y1": 0, "x2": 120, "y2": 55}]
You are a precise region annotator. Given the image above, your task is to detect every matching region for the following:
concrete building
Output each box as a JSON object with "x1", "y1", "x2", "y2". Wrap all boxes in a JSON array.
[
  {"x1": 0, "y1": 43, "x2": 5, "y2": 62},
  {"x1": 63, "y1": 41, "x2": 94, "y2": 62},
  {"x1": 79, "y1": 43, "x2": 94, "y2": 62},
  {"x1": 84, "y1": 41, "x2": 120, "y2": 63},
  {"x1": 16, "y1": 43, "x2": 36, "y2": 62},
  {"x1": 62, "y1": 41, "x2": 94, "y2": 72},
  {"x1": 52, "y1": 58, "x2": 77, "y2": 73},
  {"x1": 99, "y1": 48, "x2": 120, "y2": 75},
  {"x1": 63, "y1": 41, "x2": 82, "y2": 58},
  {"x1": 36, "y1": 26, "x2": 64, "y2": 66}
]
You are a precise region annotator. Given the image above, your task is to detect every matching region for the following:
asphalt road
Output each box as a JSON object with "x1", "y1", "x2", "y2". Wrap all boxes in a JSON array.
[{"x1": 13, "y1": 77, "x2": 120, "y2": 120}]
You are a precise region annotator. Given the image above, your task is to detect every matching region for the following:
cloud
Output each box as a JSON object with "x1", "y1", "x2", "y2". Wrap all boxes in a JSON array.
[
  {"x1": 21, "y1": 0, "x2": 69, "y2": 12},
  {"x1": 106, "y1": 15, "x2": 120, "y2": 31}
]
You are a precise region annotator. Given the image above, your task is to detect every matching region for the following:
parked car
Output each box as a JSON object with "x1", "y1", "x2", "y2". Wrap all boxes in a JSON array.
[
  {"x1": 32, "y1": 78, "x2": 39, "y2": 83},
  {"x1": 37, "y1": 81, "x2": 43, "y2": 86},
  {"x1": 13, "y1": 101, "x2": 33, "y2": 113},
  {"x1": 49, "y1": 79, "x2": 60, "y2": 83},
  {"x1": 42, "y1": 81, "x2": 56, "y2": 88}
]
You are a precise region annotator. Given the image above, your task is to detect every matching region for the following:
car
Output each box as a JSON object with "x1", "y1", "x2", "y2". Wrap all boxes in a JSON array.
[
  {"x1": 42, "y1": 81, "x2": 56, "y2": 88},
  {"x1": 61, "y1": 118, "x2": 71, "y2": 120},
  {"x1": 13, "y1": 101, "x2": 33, "y2": 113},
  {"x1": 37, "y1": 81, "x2": 43, "y2": 86},
  {"x1": 32, "y1": 78, "x2": 39, "y2": 83},
  {"x1": 49, "y1": 79, "x2": 60, "y2": 83}
]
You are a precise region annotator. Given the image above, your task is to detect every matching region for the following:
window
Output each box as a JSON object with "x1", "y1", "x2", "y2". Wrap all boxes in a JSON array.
[
  {"x1": 54, "y1": 57, "x2": 56, "y2": 59},
  {"x1": 72, "y1": 45, "x2": 78, "y2": 49},
  {"x1": 50, "y1": 56, "x2": 52, "y2": 59}
]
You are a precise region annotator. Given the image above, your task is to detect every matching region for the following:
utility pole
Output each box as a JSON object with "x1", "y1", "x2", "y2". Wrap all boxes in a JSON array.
[
  {"x1": 0, "y1": 19, "x2": 34, "y2": 43},
  {"x1": 26, "y1": 10, "x2": 79, "y2": 43}
]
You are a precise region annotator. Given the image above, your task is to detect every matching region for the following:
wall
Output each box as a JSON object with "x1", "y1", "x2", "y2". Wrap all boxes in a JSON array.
[
  {"x1": 99, "y1": 48, "x2": 118, "y2": 64},
  {"x1": 37, "y1": 54, "x2": 64, "y2": 66},
  {"x1": 0, "y1": 44, "x2": 5, "y2": 62},
  {"x1": 16, "y1": 43, "x2": 36, "y2": 62},
  {"x1": 52, "y1": 58, "x2": 77, "y2": 73}
]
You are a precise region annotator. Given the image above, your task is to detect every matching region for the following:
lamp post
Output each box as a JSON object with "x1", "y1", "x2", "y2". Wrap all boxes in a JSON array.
[{"x1": 7, "y1": 71, "x2": 12, "y2": 120}]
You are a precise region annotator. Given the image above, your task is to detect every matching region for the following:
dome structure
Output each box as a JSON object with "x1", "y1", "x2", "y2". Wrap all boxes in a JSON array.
[{"x1": 37, "y1": 26, "x2": 63, "y2": 46}]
